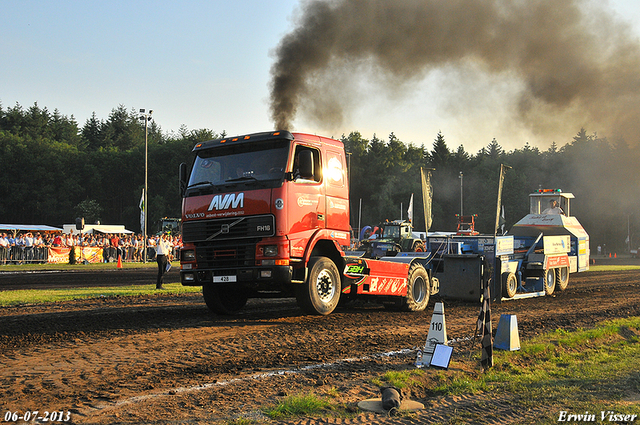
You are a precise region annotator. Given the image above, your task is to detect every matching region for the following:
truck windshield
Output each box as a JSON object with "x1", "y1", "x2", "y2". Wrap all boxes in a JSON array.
[
  {"x1": 188, "y1": 139, "x2": 289, "y2": 190},
  {"x1": 383, "y1": 226, "x2": 400, "y2": 239}
]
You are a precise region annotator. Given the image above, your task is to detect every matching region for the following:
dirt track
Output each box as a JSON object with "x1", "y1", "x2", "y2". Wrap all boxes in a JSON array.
[{"x1": 1, "y1": 263, "x2": 640, "y2": 424}]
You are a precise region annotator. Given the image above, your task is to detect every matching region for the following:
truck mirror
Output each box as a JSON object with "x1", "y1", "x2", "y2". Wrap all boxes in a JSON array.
[
  {"x1": 179, "y1": 163, "x2": 188, "y2": 196},
  {"x1": 298, "y1": 150, "x2": 314, "y2": 179}
]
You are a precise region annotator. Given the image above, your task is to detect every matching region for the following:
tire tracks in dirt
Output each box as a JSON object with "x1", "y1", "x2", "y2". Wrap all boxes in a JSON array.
[{"x1": 1, "y1": 270, "x2": 640, "y2": 424}]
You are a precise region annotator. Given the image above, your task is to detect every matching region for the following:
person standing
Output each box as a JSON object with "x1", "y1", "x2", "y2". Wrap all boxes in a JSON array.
[
  {"x1": 0, "y1": 233, "x2": 8, "y2": 265},
  {"x1": 156, "y1": 233, "x2": 173, "y2": 289}
]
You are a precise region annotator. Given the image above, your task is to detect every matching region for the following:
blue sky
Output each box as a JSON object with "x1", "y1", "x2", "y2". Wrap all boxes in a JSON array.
[{"x1": 2, "y1": 0, "x2": 639, "y2": 152}]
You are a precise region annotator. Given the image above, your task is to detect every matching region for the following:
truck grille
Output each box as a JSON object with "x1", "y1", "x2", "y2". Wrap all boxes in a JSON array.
[
  {"x1": 196, "y1": 239, "x2": 256, "y2": 269},
  {"x1": 182, "y1": 215, "x2": 275, "y2": 243}
]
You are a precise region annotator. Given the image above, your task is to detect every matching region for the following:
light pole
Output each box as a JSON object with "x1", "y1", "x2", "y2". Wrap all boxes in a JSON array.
[
  {"x1": 459, "y1": 171, "x2": 463, "y2": 216},
  {"x1": 139, "y1": 109, "x2": 153, "y2": 263}
]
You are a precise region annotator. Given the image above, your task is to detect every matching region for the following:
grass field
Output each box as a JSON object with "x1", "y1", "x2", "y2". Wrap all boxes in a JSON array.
[
  {"x1": 0, "y1": 261, "x2": 203, "y2": 306},
  {"x1": 0, "y1": 282, "x2": 201, "y2": 306},
  {"x1": 0, "y1": 261, "x2": 161, "y2": 272}
]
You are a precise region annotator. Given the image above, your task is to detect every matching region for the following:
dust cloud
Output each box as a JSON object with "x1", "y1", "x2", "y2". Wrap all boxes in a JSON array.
[{"x1": 269, "y1": 0, "x2": 640, "y2": 144}]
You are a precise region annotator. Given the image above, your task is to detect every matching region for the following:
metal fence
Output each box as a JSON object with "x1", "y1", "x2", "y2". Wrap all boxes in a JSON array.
[
  {"x1": 0, "y1": 246, "x2": 179, "y2": 265},
  {"x1": 0, "y1": 246, "x2": 49, "y2": 264}
]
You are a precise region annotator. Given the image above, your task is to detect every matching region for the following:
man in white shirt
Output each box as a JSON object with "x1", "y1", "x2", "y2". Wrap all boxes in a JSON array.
[
  {"x1": 542, "y1": 199, "x2": 565, "y2": 215},
  {"x1": 156, "y1": 233, "x2": 173, "y2": 289},
  {"x1": 24, "y1": 232, "x2": 34, "y2": 262},
  {"x1": 0, "y1": 233, "x2": 8, "y2": 265}
]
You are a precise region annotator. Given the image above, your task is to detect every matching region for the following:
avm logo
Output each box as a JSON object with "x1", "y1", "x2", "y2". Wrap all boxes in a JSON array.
[{"x1": 208, "y1": 193, "x2": 244, "y2": 211}]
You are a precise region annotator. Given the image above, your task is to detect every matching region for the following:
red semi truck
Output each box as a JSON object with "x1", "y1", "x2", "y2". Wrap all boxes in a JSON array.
[{"x1": 178, "y1": 131, "x2": 436, "y2": 315}]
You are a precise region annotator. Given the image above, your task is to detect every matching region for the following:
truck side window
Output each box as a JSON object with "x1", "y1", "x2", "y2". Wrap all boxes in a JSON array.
[
  {"x1": 326, "y1": 151, "x2": 344, "y2": 187},
  {"x1": 293, "y1": 146, "x2": 322, "y2": 183}
]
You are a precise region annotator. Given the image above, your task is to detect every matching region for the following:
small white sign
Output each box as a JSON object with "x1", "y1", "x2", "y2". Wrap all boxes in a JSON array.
[
  {"x1": 213, "y1": 275, "x2": 237, "y2": 283},
  {"x1": 430, "y1": 344, "x2": 454, "y2": 369},
  {"x1": 543, "y1": 235, "x2": 571, "y2": 254}
]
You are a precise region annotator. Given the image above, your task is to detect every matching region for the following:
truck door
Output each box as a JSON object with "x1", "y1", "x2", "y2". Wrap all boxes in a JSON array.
[{"x1": 287, "y1": 144, "x2": 325, "y2": 258}]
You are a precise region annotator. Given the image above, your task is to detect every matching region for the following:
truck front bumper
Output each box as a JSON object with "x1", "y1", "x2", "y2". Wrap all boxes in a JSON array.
[{"x1": 180, "y1": 265, "x2": 293, "y2": 287}]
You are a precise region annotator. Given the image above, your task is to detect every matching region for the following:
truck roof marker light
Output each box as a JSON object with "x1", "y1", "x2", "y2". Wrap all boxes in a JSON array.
[
  {"x1": 244, "y1": 136, "x2": 251, "y2": 140},
  {"x1": 220, "y1": 140, "x2": 227, "y2": 143},
  {"x1": 537, "y1": 188, "x2": 562, "y2": 193},
  {"x1": 232, "y1": 137, "x2": 239, "y2": 142},
  {"x1": 273, "y1": 132, "x2": 281, "y2": 136},
  {"x1": 195, "y1": 143, "x2": 203, "y2": 148}
]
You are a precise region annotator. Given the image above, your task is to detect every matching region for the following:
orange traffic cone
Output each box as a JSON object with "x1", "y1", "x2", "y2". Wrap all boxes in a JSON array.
[
  {"x1": 609, "y1": 253, "x2": 612, "y2": 258},
  {"x1": 614, "y1": 253, "x2": 617, "y2": 258},
  {"x1": 117, "y1": 254, "x2": 122, "y2": 269}
]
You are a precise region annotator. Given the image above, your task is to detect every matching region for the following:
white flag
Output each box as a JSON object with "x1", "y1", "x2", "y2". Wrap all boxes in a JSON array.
[
  {"x1": 407, "y1": 193, "x2": 414, "y2": 222},
  {"x1": 421, "y1": 168, "x2": 433, "y2": 231},
  {"x1": 139, "y1": 188, "x2": 145, "y2": 233}
]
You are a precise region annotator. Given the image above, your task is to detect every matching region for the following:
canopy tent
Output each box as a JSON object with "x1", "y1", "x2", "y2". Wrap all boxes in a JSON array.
[
  {"x1": 0, "y1": 224, "x2": 63, "y2": 234},
  {"x1": 63, "y1": 224, "x2": 134, "y2": 235}
]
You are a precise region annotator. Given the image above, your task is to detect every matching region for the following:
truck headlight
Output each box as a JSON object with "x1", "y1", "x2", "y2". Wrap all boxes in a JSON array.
[
  {"x1": 182, "y1": 249, "x2": 196, "y2": 262},
  {"x1": 263, "y1": 245, "x2": 278, "y2": 257}
]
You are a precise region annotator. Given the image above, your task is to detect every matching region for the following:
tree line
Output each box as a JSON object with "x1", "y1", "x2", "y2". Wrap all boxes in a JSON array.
[
  {"x1": 344, "y1": 129, "x2": 640, "y2": 253},
  {"x1": 1, "y1": 101, "x2": 639, "y2": 252},
  {"x1": 0, "y1": 103, "x2": 221, "y2": 234}
]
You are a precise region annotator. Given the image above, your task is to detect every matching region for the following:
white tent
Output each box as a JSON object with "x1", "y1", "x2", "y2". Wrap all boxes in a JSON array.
[
  {"x1": 0, "y1": 224, "x2": 63, "y2": 233},
  {"x1": 63, "y1": 224, "x2": 134, "y2": 235}
]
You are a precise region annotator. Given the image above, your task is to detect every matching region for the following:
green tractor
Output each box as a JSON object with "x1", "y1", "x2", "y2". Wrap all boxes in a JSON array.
[{"x1": 360, "y1": 220, "x2": 426, "y2": 258}]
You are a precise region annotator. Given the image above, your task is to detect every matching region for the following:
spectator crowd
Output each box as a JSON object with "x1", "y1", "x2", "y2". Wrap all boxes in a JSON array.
[{"x1": 0, "y1": 232, "x2": 182, "y2": 265}]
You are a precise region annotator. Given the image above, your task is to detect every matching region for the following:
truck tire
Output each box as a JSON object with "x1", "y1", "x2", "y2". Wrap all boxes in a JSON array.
[
  {"x1": 296, "y1": 256, "x2": 341, "y2": 315},
  {"x1": 401, "y1": 263, "x2": 430, "y2": 312},
  {"x1": 543, "y1": 268, "x2": 556, "y2": 295},
  {"x1": 502, "y1": 272, "x2": 518, "y2": 298},
  {"x1": 202, "y1": 284, "x2": 248, "y2": 315},
  {"x1": 412, "y1": 241, "x2": 426, "y2": 252},
  {"x1": 556, "y1": 267, "x2": 569, "y2": 291}
]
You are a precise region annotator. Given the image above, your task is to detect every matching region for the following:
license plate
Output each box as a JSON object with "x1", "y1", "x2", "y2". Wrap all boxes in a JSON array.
[{"x1": 213, "y1": 275, "x2": 237, "y2": 283}]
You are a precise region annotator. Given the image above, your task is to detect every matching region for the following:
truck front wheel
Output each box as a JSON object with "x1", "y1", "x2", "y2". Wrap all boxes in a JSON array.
[
  {"x1": 401, "y1": 263, "x2": 430, "y2": 312},
  {"x1": 203, "y1": 284, "x2": 248, "y2": 315},
  {"x1": 296, "y1": 256, "x2": 341, "y2": 315}
]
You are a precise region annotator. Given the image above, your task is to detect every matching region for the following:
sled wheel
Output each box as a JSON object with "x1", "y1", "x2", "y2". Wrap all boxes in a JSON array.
[
  {"x1": 502, "y1": 272, "x2": 518, "y2": 298},
  {"x1": 401, "y1": 263, "x2": 430, "y2": 312},
  {"x1": 296, "y1": 256, "x2": 341, "y2": 315},
  {"x1": 556, "y1": 267, "x2": 570, "y2": 291},
  {"x1": 544, "y1": 268, "x2": 556, "y2": 295},
  {"x1": 202, "y1": 284, "x2": 248, "y2": 315}
]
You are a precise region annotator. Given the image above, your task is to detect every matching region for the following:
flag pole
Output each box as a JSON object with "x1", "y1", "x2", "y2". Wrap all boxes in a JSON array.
[{"x1": 494, "y1": 164, "x2": 511, "y2": 237}]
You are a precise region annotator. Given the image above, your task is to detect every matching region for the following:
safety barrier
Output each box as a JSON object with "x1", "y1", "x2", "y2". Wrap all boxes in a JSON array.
[
  {"x1": 0, "y1": 246, "x2": 178, "y2": 265},
  {"x1": 0, "y1": 246, "x2": 49, "y2": 264}
]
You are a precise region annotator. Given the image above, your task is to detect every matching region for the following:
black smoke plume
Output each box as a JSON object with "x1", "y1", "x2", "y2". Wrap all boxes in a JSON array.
[{"x1": 270, "y1": 0, "x2": 640, "y2": 143}]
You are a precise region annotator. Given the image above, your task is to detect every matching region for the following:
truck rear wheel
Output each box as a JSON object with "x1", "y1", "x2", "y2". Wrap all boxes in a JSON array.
[
  {"x1": 202, "y1": 284, "x2": 248, "y2": 315},
  {"x1": 502, "y1": 272, "x2": 518, "y2": 298},
  {"x1": 296, "y1": 256, "x2": 341, "y2": 315},
  {"x1": 544, "y1": 269, "x2": 556, "y2": 295},
  {"x1": 556, "y1": 267, "x2": 569, "y2": 291},
  {"x1": 401, "y1": 263, "x2": 430, "y2": 312}
]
